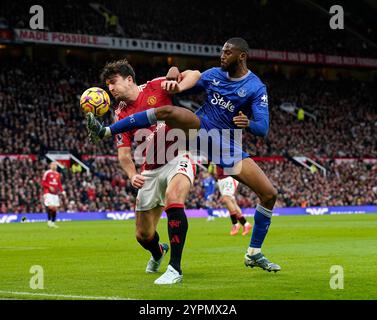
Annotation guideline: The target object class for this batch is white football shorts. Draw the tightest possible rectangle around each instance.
[218,176,239,198]
[43,193,60,207]
[135,153,196,211]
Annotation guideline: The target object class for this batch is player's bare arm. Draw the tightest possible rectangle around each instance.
[161,69,201,94]
[118,147,145,189]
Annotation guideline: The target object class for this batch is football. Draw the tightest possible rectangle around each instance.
[80,87,110,117]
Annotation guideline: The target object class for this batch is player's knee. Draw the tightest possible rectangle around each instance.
[156,105,174,120]
[221,195,231,205]
[261,187,278,206]
[135,230,154,243]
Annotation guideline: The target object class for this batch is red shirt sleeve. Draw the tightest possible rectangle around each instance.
[115,132,132,149]
[41,171,50,189]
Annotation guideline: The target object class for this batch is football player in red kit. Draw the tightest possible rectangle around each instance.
[41,161,65,228]
[214,164,252,236]
[90,59,200,284]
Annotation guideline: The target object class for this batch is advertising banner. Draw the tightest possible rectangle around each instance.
[1,206,376,223]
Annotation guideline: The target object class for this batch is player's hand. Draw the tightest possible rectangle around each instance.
[233,111,250,128]
[165,67,182,83]
[49,186,55,192]
[161,80,181,94]
[62,191,67,197]
[131,174,145,189]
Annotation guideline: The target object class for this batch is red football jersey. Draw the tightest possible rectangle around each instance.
[114,77,181,171]
[41,170,63,195]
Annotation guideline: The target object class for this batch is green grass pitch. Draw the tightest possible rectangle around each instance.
[0,214,376,300]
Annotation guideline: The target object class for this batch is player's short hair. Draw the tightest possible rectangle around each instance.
[49,161,59,169]
[226,37,250,54]
[101,59,136,83]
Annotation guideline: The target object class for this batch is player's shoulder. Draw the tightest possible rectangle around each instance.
[244,70,267,96]
[246,70,265,88]
[143,77,166,91]
[202,67,222,78]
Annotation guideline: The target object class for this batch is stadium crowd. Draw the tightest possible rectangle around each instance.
[0,0,376,57]
[1,59,376,158]
[1,157,376,214]
[0,58,376,213]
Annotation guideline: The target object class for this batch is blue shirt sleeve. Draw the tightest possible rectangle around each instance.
[248,86,269,137]
[192,68,214,90]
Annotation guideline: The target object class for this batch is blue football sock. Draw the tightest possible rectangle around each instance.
[250,204,272,249]
[206,207,213,217]
[109,109,157,135]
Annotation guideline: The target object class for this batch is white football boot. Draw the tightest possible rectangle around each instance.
[154,265,183,285]
[145,243,169,273]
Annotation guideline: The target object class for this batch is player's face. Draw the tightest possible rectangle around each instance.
[50,163,58,171]
[220,43,241,71]
[106,74,134,102]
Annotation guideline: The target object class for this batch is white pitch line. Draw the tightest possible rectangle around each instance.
[0,290,135,300]
[0,247,48,251]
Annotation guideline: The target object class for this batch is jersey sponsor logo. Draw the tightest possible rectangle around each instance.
[237,88,246,97]
[117,101,127,110]
[145,122,166,142]
[212,79,220,86]
[210,92,235,112]
[147,95,157,106]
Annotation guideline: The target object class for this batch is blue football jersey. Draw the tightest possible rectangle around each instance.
[202,176,216,197]
[194,67,269,135]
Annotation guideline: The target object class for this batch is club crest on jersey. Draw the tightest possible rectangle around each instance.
[147,96,157,106]
[237,88,246,97]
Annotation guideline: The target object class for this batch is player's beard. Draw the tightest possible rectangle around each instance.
[114,93,127,102]
[221,60,238,74]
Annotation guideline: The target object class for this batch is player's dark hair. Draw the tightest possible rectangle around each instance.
[101,59,136,83]
[226,37,250,53]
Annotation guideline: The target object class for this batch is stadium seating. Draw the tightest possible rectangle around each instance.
[0,0,375,57]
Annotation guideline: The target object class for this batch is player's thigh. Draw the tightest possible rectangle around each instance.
[158,105,201,134]
[165,173,191,205]
[135,172,164,212]
[233,158,277,200]
[135,206,164,238]
[164,153,195,205]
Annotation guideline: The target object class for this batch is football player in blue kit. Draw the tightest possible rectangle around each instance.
[201,170,216,221]
[87,38,281,272]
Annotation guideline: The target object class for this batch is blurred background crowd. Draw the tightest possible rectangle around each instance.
[0,0,376,213]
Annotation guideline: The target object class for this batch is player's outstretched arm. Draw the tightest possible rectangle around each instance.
[162,69,201,94]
